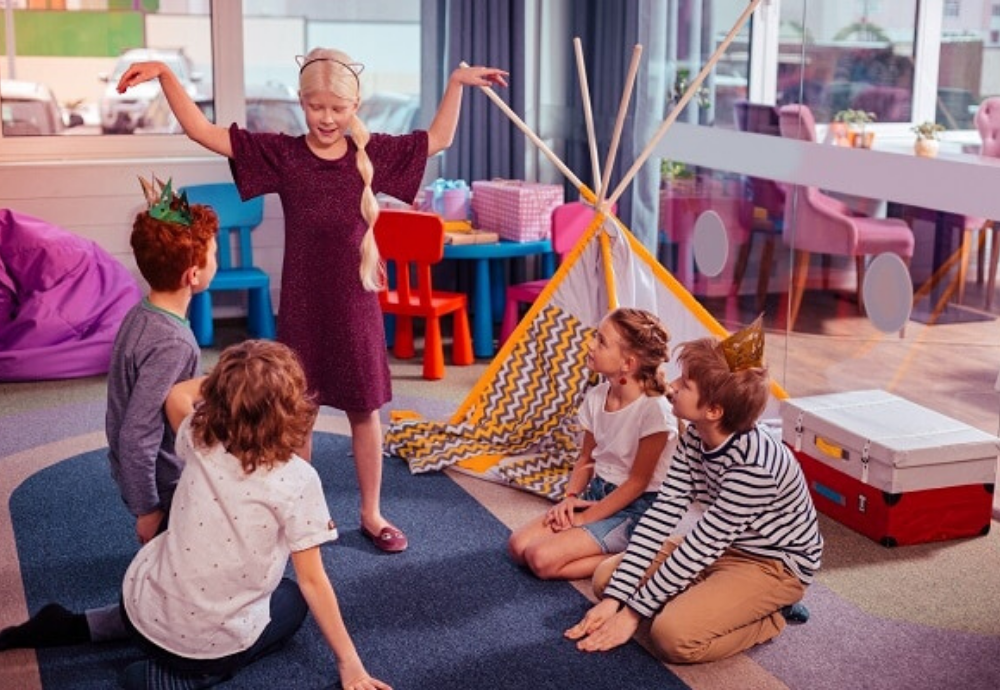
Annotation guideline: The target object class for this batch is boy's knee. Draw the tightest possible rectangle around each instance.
[649,616,709,664]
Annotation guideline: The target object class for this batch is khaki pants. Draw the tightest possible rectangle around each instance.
[593,536,806,664]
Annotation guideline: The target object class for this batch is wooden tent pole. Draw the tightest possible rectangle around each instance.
[597,44,643,214]
[574,37,603,196]
[460,60,585,191]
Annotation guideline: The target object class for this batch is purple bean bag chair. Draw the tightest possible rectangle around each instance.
[0,209,142,381]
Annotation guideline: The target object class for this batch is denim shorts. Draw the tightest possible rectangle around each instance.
[579,475,657,553]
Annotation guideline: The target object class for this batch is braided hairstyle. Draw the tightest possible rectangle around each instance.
[298,48,382,291]
[606,308,671,395]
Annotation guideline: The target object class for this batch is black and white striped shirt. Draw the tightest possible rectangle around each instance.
[605,424,824,618]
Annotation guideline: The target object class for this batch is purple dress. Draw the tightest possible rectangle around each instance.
[228,125,428,411]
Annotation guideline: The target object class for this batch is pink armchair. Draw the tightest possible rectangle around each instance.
[777,104,915,329]
[966,98,1000,308]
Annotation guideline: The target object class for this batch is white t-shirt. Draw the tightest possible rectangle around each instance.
[577,380,678,493]
[122,417,337,659]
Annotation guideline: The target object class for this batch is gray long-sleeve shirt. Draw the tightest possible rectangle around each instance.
[105,299,200,517]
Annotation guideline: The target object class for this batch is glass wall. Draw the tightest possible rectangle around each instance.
[652,0,1000,436]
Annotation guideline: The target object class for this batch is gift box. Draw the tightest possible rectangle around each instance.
[418,178,471,221]
[781,389,999,546]
[471,180,564,242]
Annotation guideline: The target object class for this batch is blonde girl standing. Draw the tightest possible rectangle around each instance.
[117,48,507,552]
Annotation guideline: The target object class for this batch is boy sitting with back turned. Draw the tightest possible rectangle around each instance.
[106,177,217,546]
[566,317,823,664]
[0,177,218,650]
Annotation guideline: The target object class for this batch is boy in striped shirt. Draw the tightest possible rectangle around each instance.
[565,318,823,663]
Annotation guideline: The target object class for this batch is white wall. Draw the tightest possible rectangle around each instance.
[0,157,288,316]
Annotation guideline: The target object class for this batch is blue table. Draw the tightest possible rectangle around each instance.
[443,238,555,358]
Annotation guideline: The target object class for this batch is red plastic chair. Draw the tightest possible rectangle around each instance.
[374,209,474,380]
[499,201,603,344]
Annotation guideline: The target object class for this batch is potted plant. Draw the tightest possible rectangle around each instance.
[912,121,945,158]
[660,159,698,193]
[834,109,878,149]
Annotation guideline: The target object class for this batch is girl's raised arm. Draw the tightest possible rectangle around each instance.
[426,65,508,156]
[117,60,233,157]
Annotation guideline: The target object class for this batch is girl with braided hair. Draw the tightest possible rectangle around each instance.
[117,49,507,553]
[508,308,679,581]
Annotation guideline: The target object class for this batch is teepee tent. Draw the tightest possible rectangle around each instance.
[385,0,779,500]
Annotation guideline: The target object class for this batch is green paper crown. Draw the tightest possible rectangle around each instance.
[138,175,193,226]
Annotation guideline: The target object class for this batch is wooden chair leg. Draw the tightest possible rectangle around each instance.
[955,228,972,305]
[976,222,990,284]
[731,237,753,298]
[855,256,866,315]
[755,235,776,313]
[788,250,811,330]
[987,227,1000,310]
[423,315,444,380]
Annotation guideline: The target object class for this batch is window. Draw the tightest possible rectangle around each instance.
[663,0,751,129]
[0,1,422,160]
[0,4,212,138]
[945,1,961,18]
[776,0,918,125]
[240,2,421,135]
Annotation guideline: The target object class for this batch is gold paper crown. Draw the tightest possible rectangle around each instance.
[720,315,765,372]
[138,175,192,226]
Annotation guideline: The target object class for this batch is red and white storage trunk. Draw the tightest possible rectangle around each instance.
[781,390,998,547]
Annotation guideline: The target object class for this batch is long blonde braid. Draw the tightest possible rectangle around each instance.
[350,113,383,290]
[298,47,383,291]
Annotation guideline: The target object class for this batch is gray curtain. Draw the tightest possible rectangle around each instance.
[566,0,666,251]
[439,0,526,182]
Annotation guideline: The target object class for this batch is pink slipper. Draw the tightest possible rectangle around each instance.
[361,524,408,553]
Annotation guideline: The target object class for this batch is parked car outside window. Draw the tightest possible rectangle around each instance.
[135,82,306,136]
[1,79,83,136]
[98,48,203,134]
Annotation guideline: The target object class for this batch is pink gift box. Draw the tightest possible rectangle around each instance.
[471,180,564,242]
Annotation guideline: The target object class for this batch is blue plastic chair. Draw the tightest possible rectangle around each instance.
[180,183,276,347]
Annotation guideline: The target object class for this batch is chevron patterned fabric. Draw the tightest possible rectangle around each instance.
[385,303,592,499]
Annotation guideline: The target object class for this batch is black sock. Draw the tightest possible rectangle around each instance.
[780,602,810,624]
[0,603,90,650]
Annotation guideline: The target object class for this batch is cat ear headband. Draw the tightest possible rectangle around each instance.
[295,55,365,81]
